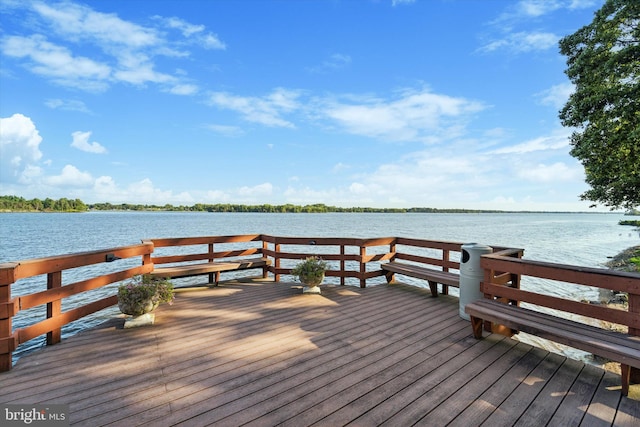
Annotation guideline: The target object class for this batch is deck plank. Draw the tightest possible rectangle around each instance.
[416,342,534,425]
[0,278,637,427]
[549,363,606,426]
[446,346,549,426]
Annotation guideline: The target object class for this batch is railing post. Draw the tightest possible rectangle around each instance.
[359,246,366,288]
[509,249,523,292]
[261,240,269,279]
[208,243,215,284]
[0,263,18,371]
[340,245,345,286]
[443,249,450,294]
[47,271,62,345]
[275,243,281,282]
[141,239,154,270]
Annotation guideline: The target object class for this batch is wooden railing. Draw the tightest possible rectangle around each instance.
[261,235,484,288]
[5,233,636,377]
[0,242,154,371]
[146,234,265,263]
[1,234,501,371]
[262,235,396,287]
[481,251,640,336]
[480,250,640,381]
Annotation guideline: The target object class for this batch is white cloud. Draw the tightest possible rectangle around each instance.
[517,162,582,182]
[154,16,226,49]
[112,51,175,85]
[32,1,159,48]
[514,0,597,16]
[205,86,484,141]
[205,190,231,202]
[278,126,586,210]
[205,124,245,137]
[392,0,416,6]
[208,88,302,128]
[18,164,44,185]
[349,182,367,194]
[481,1,592,55]
[160,16,206,37]
[321,87,485,142]
[88,176,191,204]
[516,0,563,17]
[238,183,273,197]
[536,83,574,109]
[45,98,91,113]
[44,164,93,187]
[494,0,595,22]
[127,178,176,200]
[71,131,107,154]
[492,129,571,154]
[200,33,227,50]
[0,113,43,182]
[168,84,199,96]
[94,176,118,194]
[332,163,350,173]
[2,2,225,93]
[1,35,111,91]
[568,0,599,9]
[479,31,559,53]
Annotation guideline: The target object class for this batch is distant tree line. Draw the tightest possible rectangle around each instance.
[87,202,507,213]
[89,202,407,213]
[0,195,88,212]
[0,195,576,214]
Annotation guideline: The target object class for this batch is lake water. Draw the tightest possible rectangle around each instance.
[1,211,639,362]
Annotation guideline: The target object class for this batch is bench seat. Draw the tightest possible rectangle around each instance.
[465,298,640,396]
[381,261,459,297]
[150,257,271,285]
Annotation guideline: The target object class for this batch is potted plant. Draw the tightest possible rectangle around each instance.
[117,274,175,321]
[291,256,328,294]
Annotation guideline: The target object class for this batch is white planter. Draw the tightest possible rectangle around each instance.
[300,273,324,294]
[124,313,155,328]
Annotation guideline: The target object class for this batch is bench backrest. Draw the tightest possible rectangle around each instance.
[144,235,266,267]
[481,253,640,336]
[393,238,463,272]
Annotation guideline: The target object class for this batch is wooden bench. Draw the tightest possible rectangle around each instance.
[381,261,459,297]
[149,257,271,285]
[465,298,640,396]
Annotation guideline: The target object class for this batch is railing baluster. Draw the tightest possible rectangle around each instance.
[262,240,269,279]
[208,243,215,284]
[274,243,281,282]
[359,246,366,288]
[46,271,62,345]
[340,245,345,286]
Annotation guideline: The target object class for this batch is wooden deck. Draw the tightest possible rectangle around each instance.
[1,278,638,426]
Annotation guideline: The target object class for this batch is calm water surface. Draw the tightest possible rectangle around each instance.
[1,212,638,362]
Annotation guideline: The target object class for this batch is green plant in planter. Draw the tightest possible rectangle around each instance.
[117,274,175,316]
[291,256,328,287]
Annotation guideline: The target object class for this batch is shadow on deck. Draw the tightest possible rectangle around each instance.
[1,278,638,426]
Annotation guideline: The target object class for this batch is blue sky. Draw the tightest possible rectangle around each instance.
[0,0,608,211]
